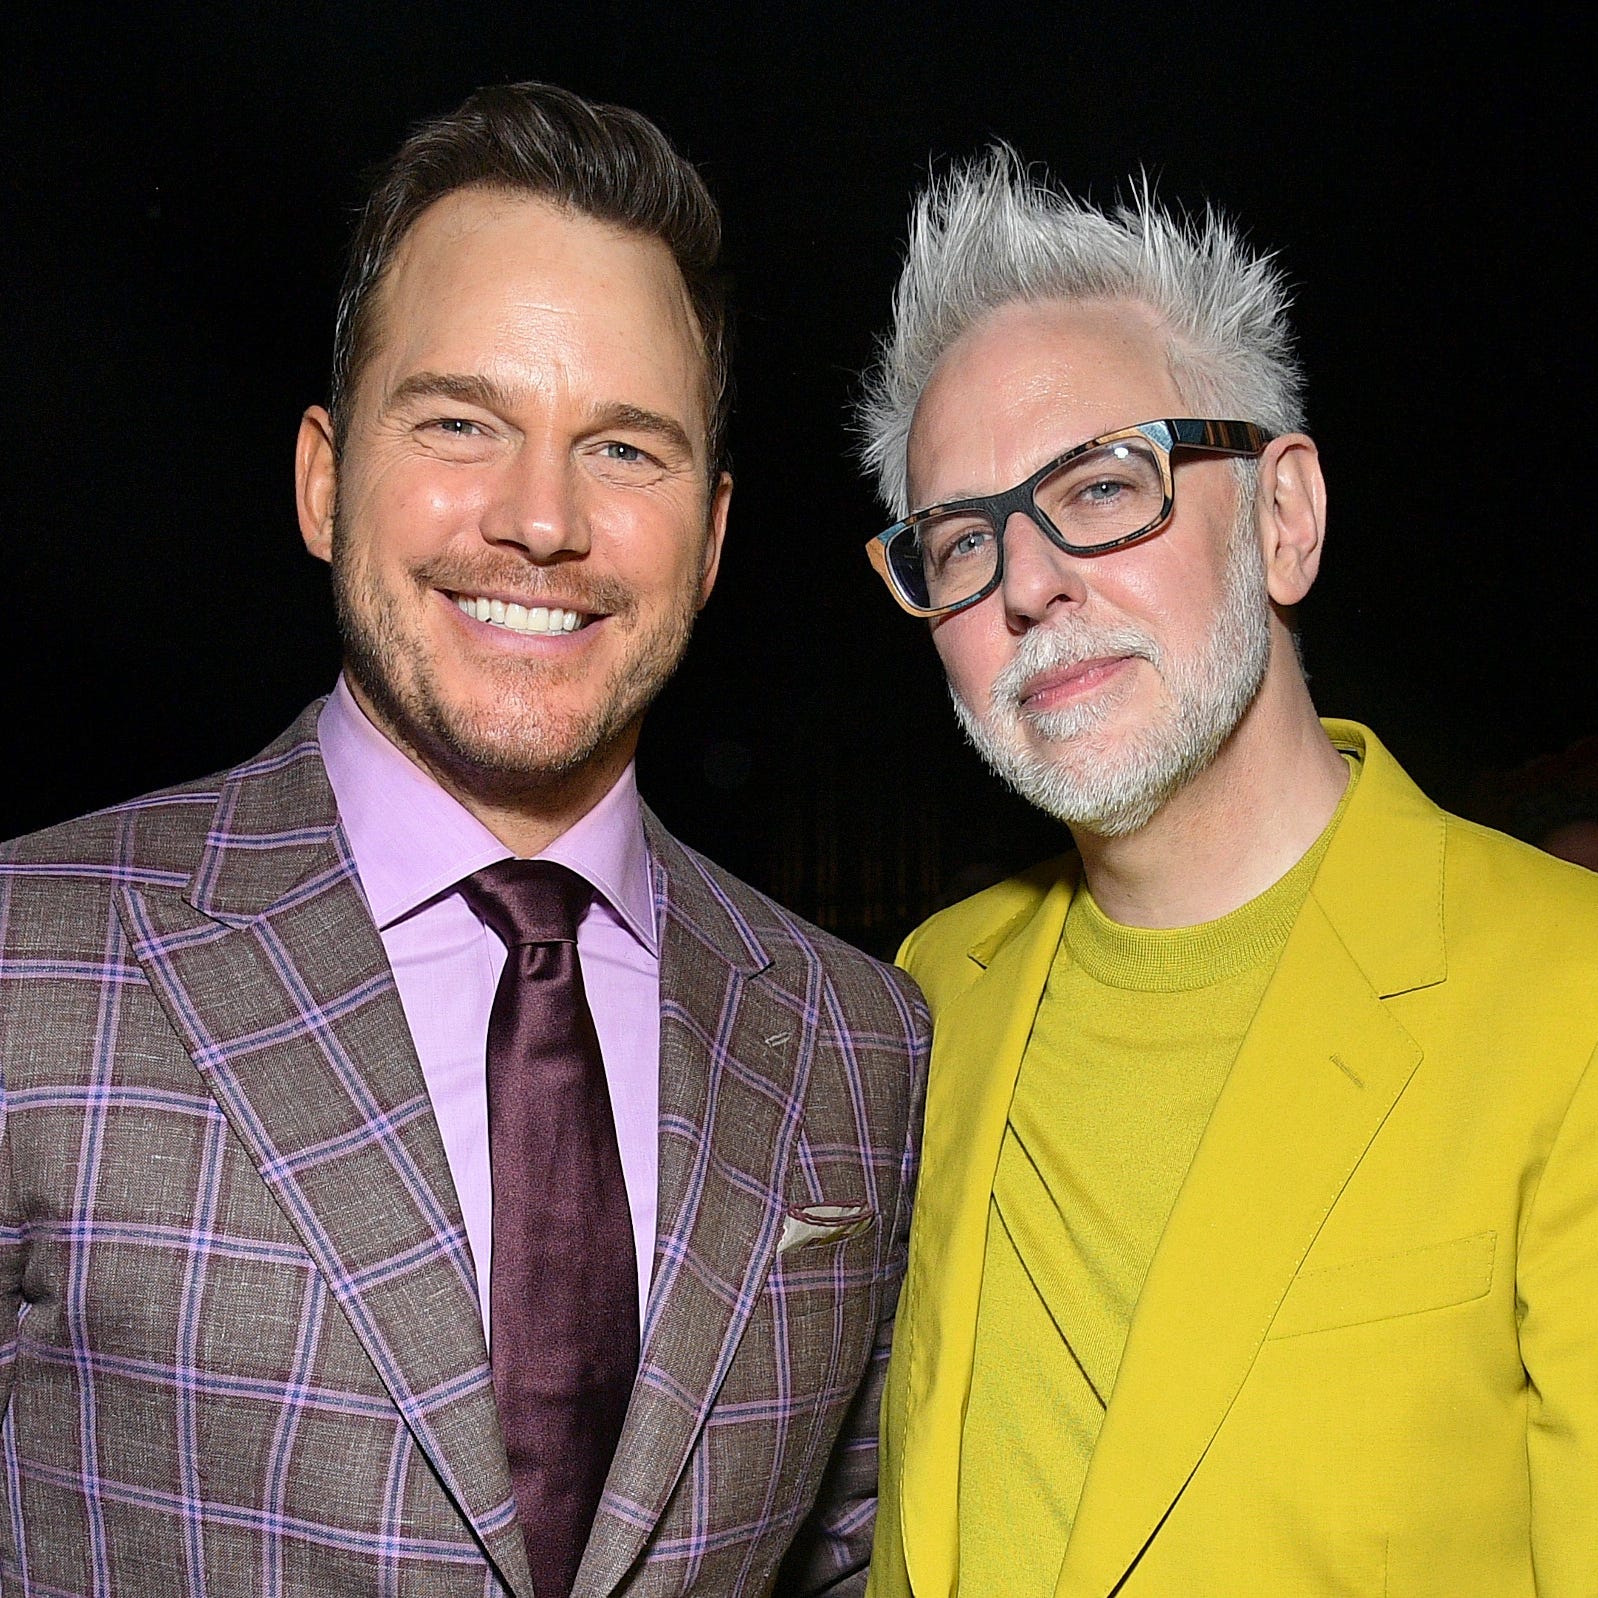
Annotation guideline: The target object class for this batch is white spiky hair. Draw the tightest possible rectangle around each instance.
[856,145,1306,515]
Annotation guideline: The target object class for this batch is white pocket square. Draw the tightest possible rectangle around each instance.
[778,1202,876,1253]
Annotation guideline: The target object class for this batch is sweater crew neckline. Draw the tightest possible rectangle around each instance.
[1064,754,1359,993]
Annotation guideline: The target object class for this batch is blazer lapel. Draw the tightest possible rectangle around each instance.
[1059,722,1447,1598]
[897,872,1074,1598]
[575,817,808,1596]
[117,711,532,1598]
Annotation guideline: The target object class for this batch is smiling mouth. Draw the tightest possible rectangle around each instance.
[452,594,593,635]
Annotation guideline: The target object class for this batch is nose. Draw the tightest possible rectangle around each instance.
[996,509,1089,625]
[477,439,591,561]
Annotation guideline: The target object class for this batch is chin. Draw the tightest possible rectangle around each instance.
[1021,704,1139,761]
[427,699,623,782]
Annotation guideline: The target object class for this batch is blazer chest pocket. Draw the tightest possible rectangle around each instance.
[722,1223,879,1392]
[1268,1230,1497,1340]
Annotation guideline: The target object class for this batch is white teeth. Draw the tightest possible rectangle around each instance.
[454,595,587,634]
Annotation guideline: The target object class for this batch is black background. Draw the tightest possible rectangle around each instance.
[5,3,1590,954]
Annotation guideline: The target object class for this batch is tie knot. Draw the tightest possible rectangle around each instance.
[458,859,591,949]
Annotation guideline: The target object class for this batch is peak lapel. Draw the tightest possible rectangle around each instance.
[1060,893,1429,1597]
[1056,722,1450,1596]
[118,714,531,1597]
[576,819,802,1595]
[897,873,1073,1598]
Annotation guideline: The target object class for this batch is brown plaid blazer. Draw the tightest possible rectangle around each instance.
[0,705,929,1596]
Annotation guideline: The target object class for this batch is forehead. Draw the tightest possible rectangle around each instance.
[364,188,707,425]
[906,298,1186,505]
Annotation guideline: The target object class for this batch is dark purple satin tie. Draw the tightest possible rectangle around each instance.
[459,860,639,1598]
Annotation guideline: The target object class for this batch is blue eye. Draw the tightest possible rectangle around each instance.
[919,518,994,578]
[1081,478,1125,502]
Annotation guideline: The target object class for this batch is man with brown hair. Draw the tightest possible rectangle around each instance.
[0,84,927,1597]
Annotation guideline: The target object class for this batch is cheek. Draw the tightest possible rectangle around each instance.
[932,610,1003,701]
[590,502,710,591]
[392,464,486,525]
[350,463,488,560]
[1095,541,1224,638]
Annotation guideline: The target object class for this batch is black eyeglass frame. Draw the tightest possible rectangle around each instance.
[866,418,1274,619]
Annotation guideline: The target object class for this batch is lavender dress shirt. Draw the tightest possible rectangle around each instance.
[318,678,660,1334]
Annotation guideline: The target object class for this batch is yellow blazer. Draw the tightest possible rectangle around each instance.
[870,722,1598,1598]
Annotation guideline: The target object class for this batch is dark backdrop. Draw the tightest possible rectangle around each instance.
[5,3,1589,955]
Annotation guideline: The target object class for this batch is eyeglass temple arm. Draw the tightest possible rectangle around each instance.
[1168,419,1273,454]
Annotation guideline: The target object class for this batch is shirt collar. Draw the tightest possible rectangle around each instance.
[318,676,657,954]
[540,750,657,955]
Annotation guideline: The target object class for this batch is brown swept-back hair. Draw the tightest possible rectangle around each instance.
[329,81,731,470]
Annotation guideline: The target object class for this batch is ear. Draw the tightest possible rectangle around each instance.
[1255,433,1327,605]
[698,469,733,607]
[296,406,338,565]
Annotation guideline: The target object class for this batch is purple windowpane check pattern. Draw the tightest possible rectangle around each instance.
[0,702,929,1596]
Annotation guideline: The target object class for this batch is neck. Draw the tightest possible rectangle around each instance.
[1073,662,1348,929]
[444,754,635,859]
[347,681,637,858]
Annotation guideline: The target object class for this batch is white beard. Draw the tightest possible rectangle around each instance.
[951,519,1273,838]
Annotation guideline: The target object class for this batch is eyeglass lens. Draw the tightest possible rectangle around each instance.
[889,438,1168,612]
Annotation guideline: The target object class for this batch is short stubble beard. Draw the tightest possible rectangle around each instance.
[331,522,703,808]
[950,504,1273,839]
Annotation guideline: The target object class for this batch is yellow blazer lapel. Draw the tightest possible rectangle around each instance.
[1059,721,1446,1598]
[897,871,1073,1598]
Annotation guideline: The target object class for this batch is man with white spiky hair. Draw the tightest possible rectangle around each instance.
[858,147,1598,1598]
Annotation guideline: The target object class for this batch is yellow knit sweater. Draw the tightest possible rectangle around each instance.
[957,769,1356,1595]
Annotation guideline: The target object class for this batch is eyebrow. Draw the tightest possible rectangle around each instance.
[382,373,698,462]
[383,371,519,415]
[585,402,696,463]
